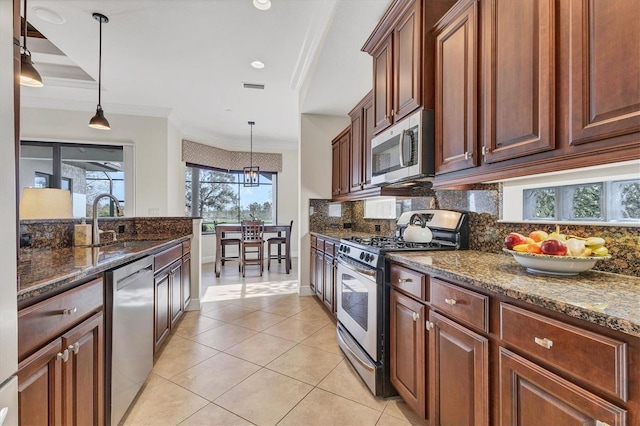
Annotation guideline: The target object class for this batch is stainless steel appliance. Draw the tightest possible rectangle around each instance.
[371,109,434,186]
[335,210,469,397]
[105,256,154,425]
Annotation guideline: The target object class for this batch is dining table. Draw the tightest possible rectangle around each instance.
[214,223,292,277]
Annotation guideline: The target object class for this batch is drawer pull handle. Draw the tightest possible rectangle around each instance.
[444,298,457,305]
[398,278,411,284]
[62,307,77,315]
[534,337,553,349]
[56,349,69,363]
[412,312,420,321]
[68,343,80,355]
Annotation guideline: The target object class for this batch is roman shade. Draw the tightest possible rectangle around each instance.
[182,139,282,172]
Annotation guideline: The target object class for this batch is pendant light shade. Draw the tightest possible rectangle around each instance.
[243,121,260,187]
[89,13,110,130]
[20,0,43,87]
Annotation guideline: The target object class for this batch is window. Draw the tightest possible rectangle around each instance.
[20,141,124,218]
[185,165,276,231]
[501,161,640,225]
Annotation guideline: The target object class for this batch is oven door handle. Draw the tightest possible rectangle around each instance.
[337,257,376,278]
[336,326,375,372]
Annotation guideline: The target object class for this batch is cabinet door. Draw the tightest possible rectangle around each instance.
[339,133,351,194]
[435,0,478,174]
[17,340,64,426]
[331,142,340,197]
[362,95,375,188]
[315,250,324,299]
[393,0,422,122]
[499,348,627,426]
[373,35,393,133]
[481,0,555,163]
[310,247,317,292]
[565,0,640,147]
[390,289,427,419]
[154,269,171,353]
[170,261,183,327]
[182,254,191,309]
[429,311,488,426]
[350,109,363,192]
[61,312,104,426]
[322,255,334,312]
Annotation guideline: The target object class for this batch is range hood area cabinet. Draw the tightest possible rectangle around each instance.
[432,0,640,186]
[362,0,457,135]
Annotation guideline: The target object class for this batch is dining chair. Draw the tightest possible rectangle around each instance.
[266,220,293,271]
[220,231,241,272]
[241,220,264,277]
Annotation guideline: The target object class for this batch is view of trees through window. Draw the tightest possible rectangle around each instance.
[185,166,275,231]
[524,179,640,222]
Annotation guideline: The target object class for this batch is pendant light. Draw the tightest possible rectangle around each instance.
[20,0,43,87]
[89,13,110,130]
[243,121,260,187]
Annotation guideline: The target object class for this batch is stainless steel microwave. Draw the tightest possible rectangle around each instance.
[371,109,434,186]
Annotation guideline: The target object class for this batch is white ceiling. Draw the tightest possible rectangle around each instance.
[21,0,392,151]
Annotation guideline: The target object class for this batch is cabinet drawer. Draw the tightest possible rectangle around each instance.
[316,238,325,252]
[154,244,182,272]
[430,278,488,332]
[324,241,335,256]
[182,239,191,254]
[389,264,428,301]
[18,277,103,362]
[311,235,317,248]
[500,303,627,401]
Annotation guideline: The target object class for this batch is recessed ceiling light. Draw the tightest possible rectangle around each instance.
[251,61,265,69]
[253,0,271,11]
[33,7,65,24]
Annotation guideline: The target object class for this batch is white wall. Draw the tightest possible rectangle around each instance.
[298,113,349,295]
[166,120,185,216]
[276,148,299,257]
[20,108,170,217]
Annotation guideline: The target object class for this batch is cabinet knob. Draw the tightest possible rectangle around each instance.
[391,109,395,118]
[62,307,77,316]
[425,321,434,330]
[464,151,472,160]
[412,312,420,321]
[534,337,553,349]
[68,342,80,355]
[444,298,457,306]
[398,278,411,284]
[482,146,491,156]
[56,349,69,363]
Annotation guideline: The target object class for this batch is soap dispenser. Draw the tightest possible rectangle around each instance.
[74,218,92,246]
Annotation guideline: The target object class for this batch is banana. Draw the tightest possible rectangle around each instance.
[585,237,606,249]
[593,246,609,256]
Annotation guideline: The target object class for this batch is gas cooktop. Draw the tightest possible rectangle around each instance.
[342,236,453,251]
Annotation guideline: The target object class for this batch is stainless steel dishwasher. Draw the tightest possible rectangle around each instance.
[105,256,154,425]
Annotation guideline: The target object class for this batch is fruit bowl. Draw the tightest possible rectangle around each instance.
[503,248,611,276]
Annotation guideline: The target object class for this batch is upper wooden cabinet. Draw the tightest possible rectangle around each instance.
[432,0,640,187]
[331,127,351,197]
[363,0,455,135]
[349,91,374,192]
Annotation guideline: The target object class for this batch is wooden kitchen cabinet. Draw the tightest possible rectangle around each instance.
[182,241,191,309]
[17,278,105,426]
[390,288,427,419]
[310,235,338,315]
[314,249,324,301]
[154,243,185,353]
[331,127,350,197]
[434,0,478,174]
[428,310,488,426]
[349,92,375,193]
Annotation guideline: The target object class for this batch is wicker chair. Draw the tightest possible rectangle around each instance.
[266,220,293,271]
[241,220,264,277]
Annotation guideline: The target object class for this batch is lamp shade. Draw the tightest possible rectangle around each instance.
[89,105,110,130]
[20,188,73,220]
[20,52,43,87]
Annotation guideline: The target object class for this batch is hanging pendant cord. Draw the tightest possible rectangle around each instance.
[250,123,253,169]
[23,0,28,52]
[97,18,103,107]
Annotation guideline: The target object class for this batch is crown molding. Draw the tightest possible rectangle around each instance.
[21,95,173,118]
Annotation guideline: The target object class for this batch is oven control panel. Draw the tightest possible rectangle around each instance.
[338,244,379,268]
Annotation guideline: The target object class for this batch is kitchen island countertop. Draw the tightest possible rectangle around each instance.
[18,235,190,305]
[387,250,640,337]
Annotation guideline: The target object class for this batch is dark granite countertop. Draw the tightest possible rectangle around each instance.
[18,235,191,304]
[387,251,640,338]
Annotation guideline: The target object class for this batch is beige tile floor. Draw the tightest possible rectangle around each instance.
[122,260,427,426]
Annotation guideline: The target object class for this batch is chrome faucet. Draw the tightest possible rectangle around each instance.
[92,193,124,245]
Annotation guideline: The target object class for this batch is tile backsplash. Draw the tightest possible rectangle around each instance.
[310,183,640,277]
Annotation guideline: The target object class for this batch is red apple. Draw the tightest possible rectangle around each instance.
[504,232,528,250]
[540,238,568,256]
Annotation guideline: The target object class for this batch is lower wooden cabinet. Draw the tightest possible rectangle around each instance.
[323,253,335,312]
[499,348,627,426]
[169,260,183,328]
[154,266,171,352]
[390,288,427,418]
[428,310,488,426]
[310,236,337,315]
[18,311,104,426]
[182,250,191,309]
